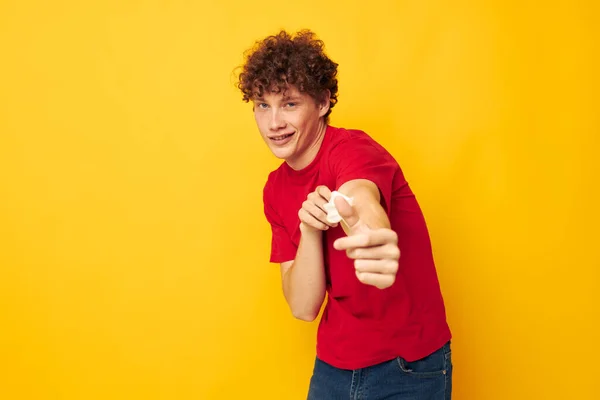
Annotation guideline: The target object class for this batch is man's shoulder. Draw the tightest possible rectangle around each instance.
[329,125,383,145]
[328,125,367,141]
[328,125,396,160]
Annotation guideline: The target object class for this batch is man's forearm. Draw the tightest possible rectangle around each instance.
[339,179,391,233]
[282,226,326,321]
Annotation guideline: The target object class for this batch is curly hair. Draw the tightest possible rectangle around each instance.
[236,29,339,121]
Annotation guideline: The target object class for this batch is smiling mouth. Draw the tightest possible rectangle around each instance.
[270,132,295,141]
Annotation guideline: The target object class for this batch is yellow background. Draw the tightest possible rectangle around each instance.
[1,1,598,399]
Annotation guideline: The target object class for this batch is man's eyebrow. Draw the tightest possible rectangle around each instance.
[282,95,301,101]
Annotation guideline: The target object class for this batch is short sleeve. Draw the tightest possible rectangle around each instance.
[263,180,297,264]
[329,135,399,213]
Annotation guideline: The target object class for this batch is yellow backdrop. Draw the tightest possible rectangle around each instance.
[1,1,598,399]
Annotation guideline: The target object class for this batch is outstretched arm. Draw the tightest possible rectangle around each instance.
[333,179,400,289]
[336,178,391,232]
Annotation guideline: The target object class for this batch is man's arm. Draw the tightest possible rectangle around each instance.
[278,185,337,321]
[280,225,326,322]
[333,178,400,289]
[337,178,391,231]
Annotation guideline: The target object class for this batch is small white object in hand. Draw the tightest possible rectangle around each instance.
[324,191,354,224]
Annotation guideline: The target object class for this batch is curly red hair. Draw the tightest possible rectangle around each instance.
[236,29,339,121]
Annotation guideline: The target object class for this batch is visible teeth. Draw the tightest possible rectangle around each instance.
[273,133,292,140]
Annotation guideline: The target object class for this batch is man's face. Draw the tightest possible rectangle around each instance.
[252,86,329,169]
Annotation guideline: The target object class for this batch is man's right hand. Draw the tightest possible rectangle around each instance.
[298,185,338,232]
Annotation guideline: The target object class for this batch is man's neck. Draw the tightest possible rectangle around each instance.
[286,121,328,171]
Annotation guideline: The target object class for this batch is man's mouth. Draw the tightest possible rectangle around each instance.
[269,132,295,141]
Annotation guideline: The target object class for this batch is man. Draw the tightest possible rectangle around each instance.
[237,29,453,399]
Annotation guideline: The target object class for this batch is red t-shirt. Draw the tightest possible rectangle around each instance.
[263,125,452,369]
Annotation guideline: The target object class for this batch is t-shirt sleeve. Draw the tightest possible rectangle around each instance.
[329,135,399,214]
[263,181,297,264]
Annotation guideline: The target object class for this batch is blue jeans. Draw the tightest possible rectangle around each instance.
[307,342,452,400]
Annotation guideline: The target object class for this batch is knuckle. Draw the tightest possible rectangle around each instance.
[316,185,331,199]
[379,277,395,289]
[360,234,372,247]
[386,229,398,243]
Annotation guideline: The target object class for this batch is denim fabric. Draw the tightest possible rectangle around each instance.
[307,342,452,400]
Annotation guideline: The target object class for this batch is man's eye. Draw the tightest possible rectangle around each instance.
[286,103,296,108]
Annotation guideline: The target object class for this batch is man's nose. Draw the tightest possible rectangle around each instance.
[269,109,286,130]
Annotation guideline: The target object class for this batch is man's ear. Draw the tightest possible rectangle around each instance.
[318,90,331,117]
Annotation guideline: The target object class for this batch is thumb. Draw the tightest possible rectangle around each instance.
[334,196,361,230]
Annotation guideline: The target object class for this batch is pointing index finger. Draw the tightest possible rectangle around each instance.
[333,228,397,250]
